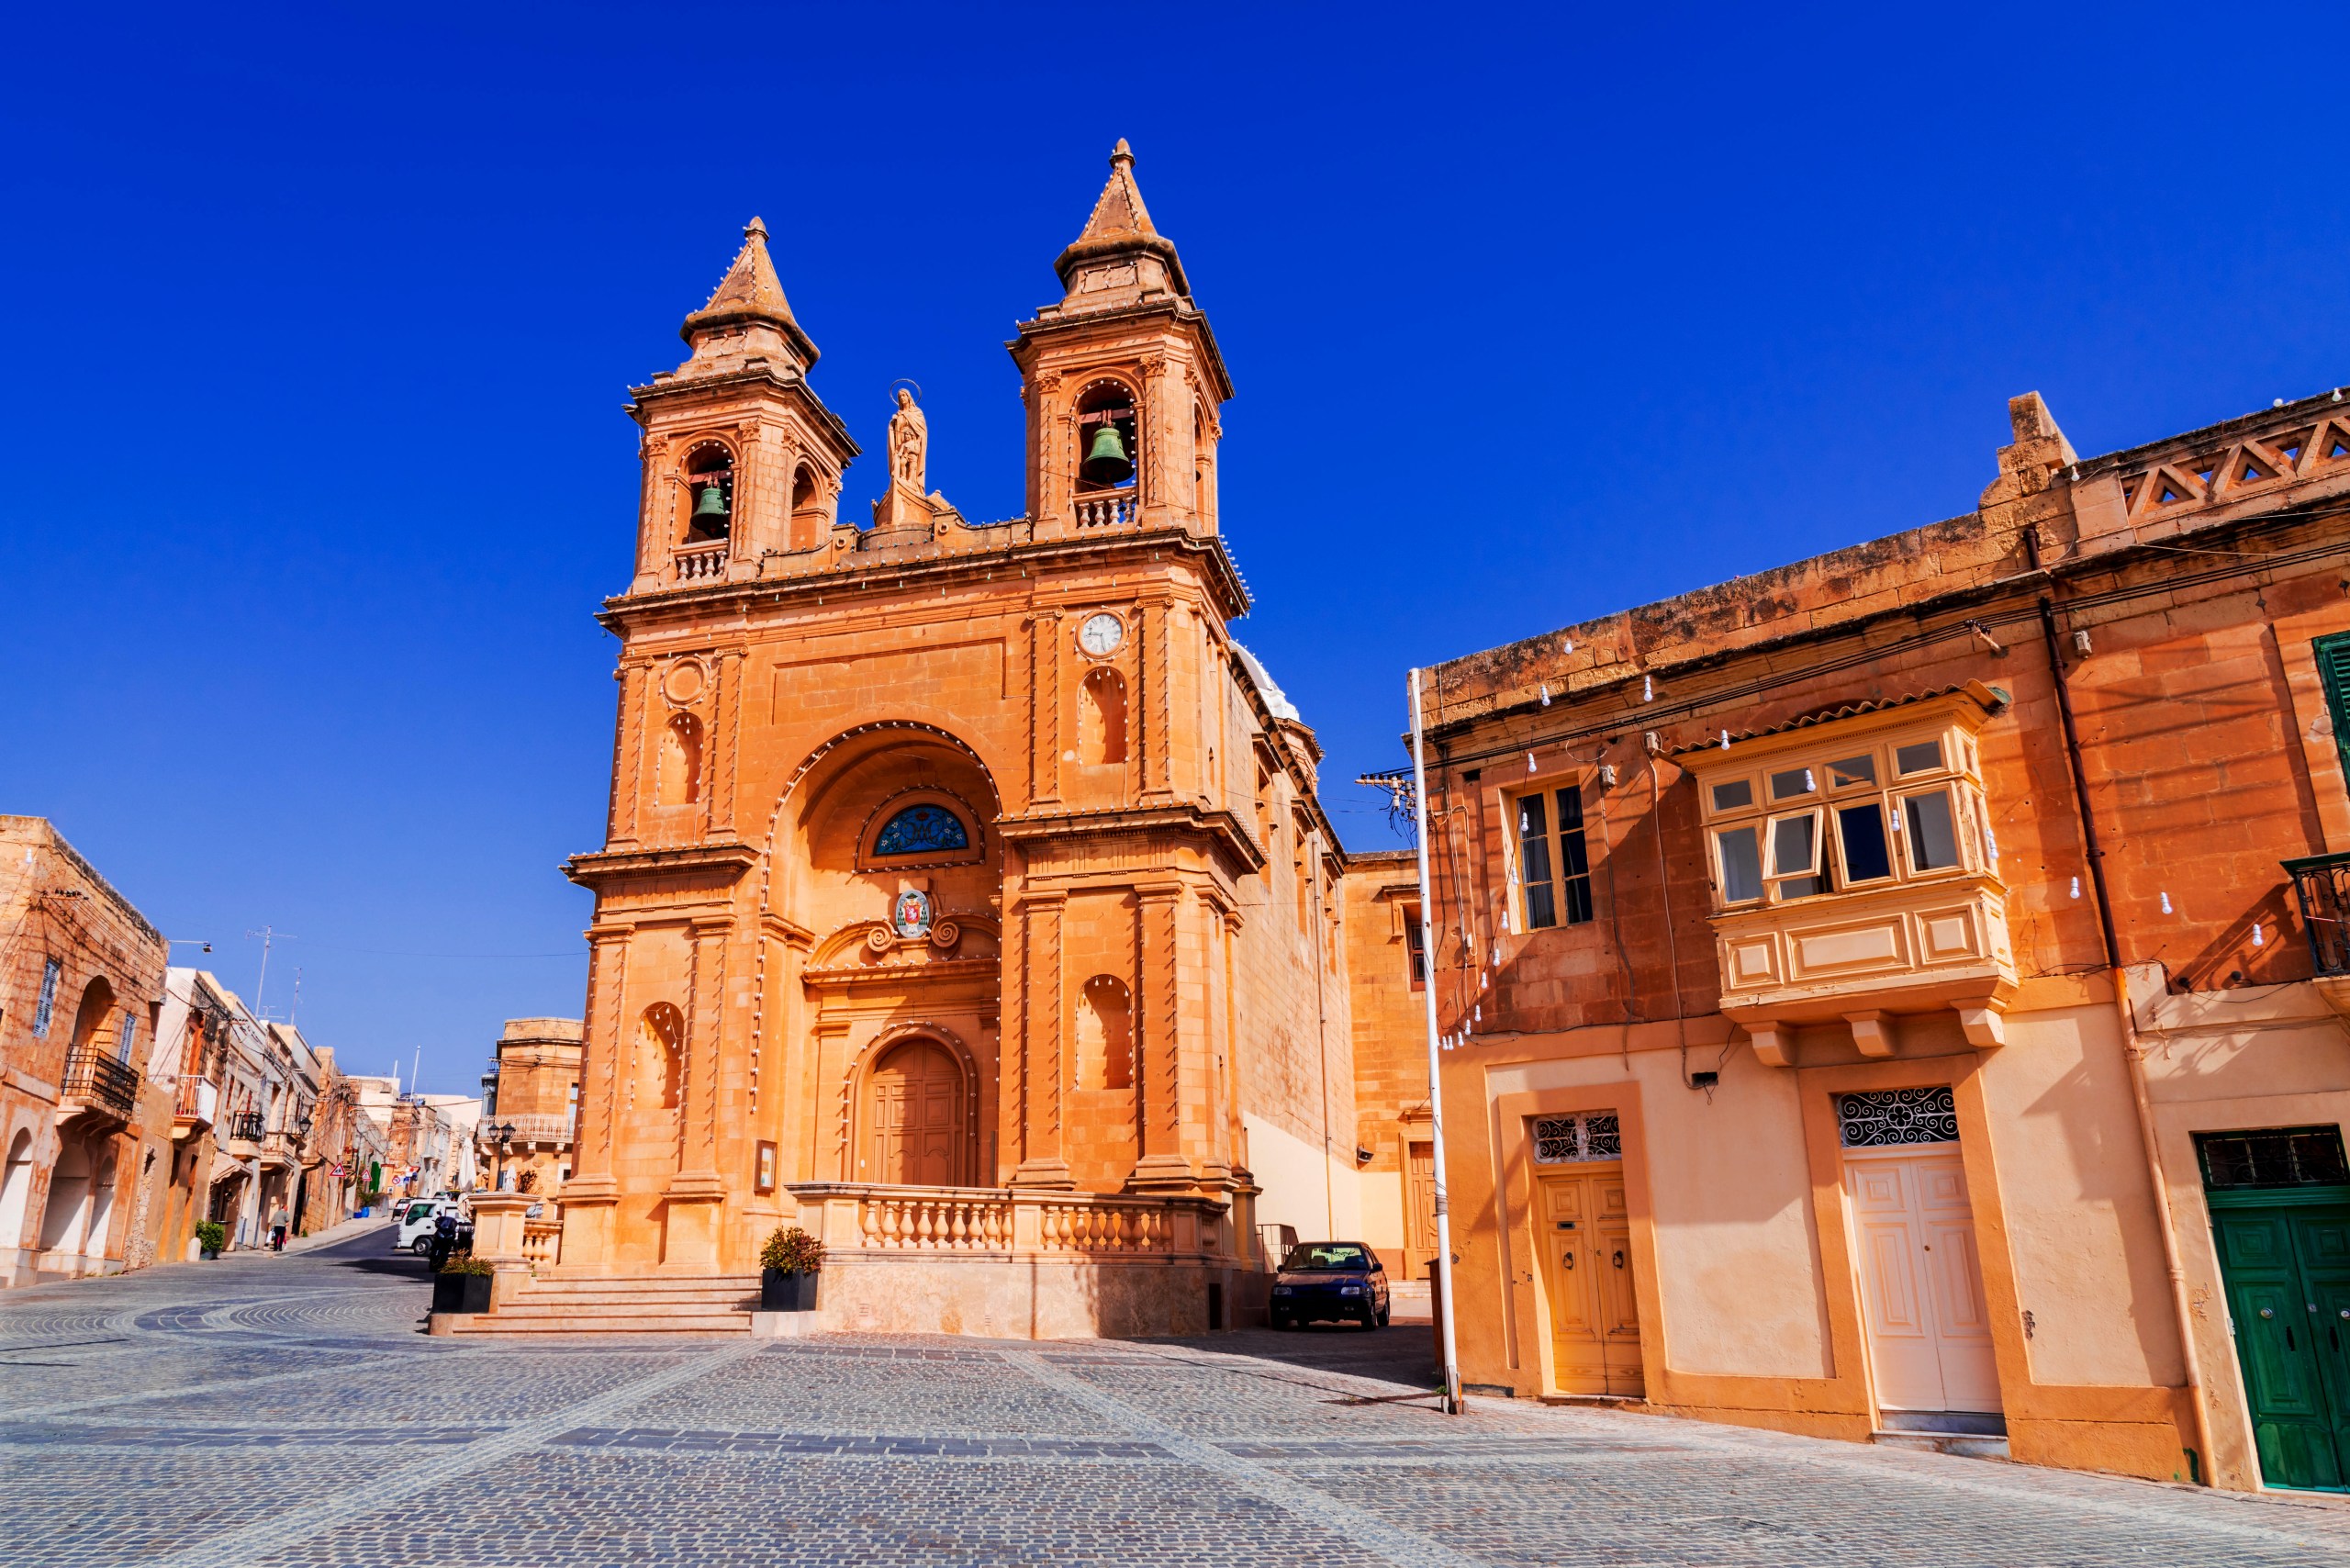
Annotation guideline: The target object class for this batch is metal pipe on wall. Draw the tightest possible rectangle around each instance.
[2029,530,2214,1484]
[1408,667,1464,1414]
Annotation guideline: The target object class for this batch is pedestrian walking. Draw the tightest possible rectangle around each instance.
[269,1204,289,1252]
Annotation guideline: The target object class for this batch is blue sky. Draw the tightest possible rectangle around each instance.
[4,5,2343,1094]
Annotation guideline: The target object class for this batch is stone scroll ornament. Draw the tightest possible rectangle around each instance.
[1836,1086,1959,1148]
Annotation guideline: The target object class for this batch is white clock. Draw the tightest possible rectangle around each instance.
[1079,612,1125,656]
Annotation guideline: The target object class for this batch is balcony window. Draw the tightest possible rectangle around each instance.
[1512,786,1595,931]
[1902,789,1961,872]
[1698,715,1991,910]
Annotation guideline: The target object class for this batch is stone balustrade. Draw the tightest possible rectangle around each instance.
[793,1183,1222,1260]
[672,543,729,584]
[1072,493,1136,528]
[520,1215,562,1268]
[780,1182,1252,1338]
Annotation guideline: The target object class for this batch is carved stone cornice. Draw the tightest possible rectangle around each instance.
[563,841,758,891]
[993,802,1265,875]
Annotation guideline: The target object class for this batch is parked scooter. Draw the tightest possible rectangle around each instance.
[424,1209,476,1272]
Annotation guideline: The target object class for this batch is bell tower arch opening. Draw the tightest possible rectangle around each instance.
[680,442,733,543]
[1075,381,1138,495]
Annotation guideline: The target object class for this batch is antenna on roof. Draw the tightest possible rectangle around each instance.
[244,925,297,1020]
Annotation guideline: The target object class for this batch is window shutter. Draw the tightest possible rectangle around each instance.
[2318,632,2350,793]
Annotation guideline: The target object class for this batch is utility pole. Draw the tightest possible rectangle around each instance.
[1408,667,1465,1415]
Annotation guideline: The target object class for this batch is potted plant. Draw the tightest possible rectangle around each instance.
[432,1253,496,1315]
[195,1221,226,1260]
[759,1226,822,1311]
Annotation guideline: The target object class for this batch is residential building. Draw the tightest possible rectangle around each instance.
[0,816,172,1285]
[151,967,231,1260]
[262,1023,321,1237]
[418,1094,481,1193]
[1342,848,1440,1283]
[478,1017,582,1192]
[1396,386,2350,1492]
[298,1046,379,1230]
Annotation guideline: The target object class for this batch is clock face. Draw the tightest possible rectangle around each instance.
[1079,612,1125,656]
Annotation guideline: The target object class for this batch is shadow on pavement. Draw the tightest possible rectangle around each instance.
[311,1226,432,1280]
[1136,1319,1444,1398]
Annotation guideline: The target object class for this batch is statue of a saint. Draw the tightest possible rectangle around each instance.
[888,388,928,491]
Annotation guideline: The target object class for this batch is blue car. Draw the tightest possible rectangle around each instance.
[1269,1241,1390,1330]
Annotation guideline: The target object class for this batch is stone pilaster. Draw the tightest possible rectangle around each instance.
[1126,881,1192,1192]
[1140,597,1175,803]
[1009,890,1072,1189]
[1030,612,1062,806]
[612,663,647,846]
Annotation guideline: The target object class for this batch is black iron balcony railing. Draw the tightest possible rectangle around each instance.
[62,1047,140,1120]
[2284,852,2350,977]
[226,1109,267,1144]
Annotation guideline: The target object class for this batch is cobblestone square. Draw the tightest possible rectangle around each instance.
[5,1224,2347,1567]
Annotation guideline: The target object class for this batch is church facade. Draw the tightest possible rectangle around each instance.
[547,145,1382,1335]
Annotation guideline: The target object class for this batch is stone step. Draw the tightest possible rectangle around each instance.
[1870,1429,2011,1461]
[522,1276,760,1294]
[444,1311,751,1335]
[495,1288,758,1307]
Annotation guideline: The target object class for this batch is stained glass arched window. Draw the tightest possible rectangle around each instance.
[873,803,970,857]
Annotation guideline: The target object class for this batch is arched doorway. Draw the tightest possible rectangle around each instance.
[39,1135,91,1254]
[0,1130,34,1259]
[865,1040,965,1187]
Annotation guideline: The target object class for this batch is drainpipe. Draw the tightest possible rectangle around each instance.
[2028,530,2213,1484]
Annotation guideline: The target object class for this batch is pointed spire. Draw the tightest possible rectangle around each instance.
[1054,139,1190,303]
[680,216,818,366]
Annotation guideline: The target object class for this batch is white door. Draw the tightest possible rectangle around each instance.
[1845,1148,2000,1414]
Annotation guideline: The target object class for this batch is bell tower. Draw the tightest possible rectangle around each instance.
[626,218,860,595]
[1011,141,1233,538]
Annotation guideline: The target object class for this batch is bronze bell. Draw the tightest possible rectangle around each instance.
[691,481,730,521]
[1080,422,1133,485]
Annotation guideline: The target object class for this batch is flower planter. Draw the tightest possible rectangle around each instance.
[198,1248,220,1260]
[432,1272,495,1315]
[761,1269,819,1311]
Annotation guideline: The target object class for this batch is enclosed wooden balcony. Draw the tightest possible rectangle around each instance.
[1678,683,2018,1063]
[1712,873,2018,1040]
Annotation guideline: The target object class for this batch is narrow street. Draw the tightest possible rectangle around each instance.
[4,1224,2345,1566]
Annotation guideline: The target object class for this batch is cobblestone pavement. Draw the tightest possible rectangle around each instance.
[6,1228,2347,1566]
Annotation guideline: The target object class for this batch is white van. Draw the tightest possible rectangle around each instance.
[395,1198,460,1255]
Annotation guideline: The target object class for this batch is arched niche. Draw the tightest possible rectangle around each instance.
[1078,667,1127,767]
[1076,976,1133,1091]
[658,711,704,807]
[635,1002,683,1113]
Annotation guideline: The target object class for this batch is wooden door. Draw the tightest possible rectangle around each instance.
[1846,1148,2000,1414]
[1405,1140,1437,1281]
[1536,1167,1644,1396]
[869,1042,962,1187]
[2213,1202,2350,1490]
